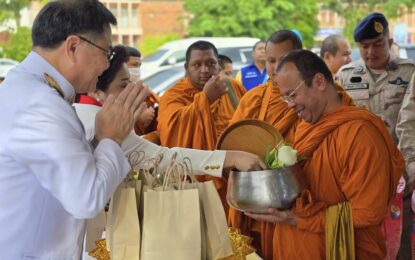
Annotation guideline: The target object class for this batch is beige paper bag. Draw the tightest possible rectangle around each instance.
[85,211,106,252]
[141,188,202,260]
[198,181,234,259]
[106,180,141,260]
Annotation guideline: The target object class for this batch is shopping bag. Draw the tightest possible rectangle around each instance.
[140,155,202,260]
[85,211,106,252]
[106,179,142,260]
[198,181,233,259]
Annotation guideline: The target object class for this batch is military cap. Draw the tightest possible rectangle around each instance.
[354,12,388,42]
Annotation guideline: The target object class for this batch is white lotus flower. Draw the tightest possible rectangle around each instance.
[277,145,297,167]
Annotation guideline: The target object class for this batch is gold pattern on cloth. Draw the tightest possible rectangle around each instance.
[44,73,74,102]
[219,228,256,260]
[88,239,110,260]
[44,73,64,98]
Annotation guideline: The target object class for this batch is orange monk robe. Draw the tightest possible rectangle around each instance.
[227,81,353,259]
[272,105,404,260]
[157,76,245,207]
[227,80,300,259]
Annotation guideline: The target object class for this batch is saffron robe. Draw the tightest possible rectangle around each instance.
[157,76,245,210]
[227,80,299,259]
[272,105,404,260]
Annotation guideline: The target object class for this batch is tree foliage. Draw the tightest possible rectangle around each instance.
[1,26,31,61]
[182,0,319,48]
[319,0,415,44]
[0,0,48,29]
[0,0,31,28]
[139,33,182,56]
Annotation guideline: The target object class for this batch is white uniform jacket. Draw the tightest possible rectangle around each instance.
[0,52,131,259]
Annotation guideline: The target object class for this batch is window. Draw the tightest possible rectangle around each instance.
[120,6,128,28]
[131,5,139,28]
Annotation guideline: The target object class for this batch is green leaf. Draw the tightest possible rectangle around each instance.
[182,0,319,48]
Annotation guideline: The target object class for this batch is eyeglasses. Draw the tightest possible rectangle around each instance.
[77,35,115,62]
[280,80,305,104]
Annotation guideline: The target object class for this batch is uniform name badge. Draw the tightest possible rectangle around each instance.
[345,83,369,90]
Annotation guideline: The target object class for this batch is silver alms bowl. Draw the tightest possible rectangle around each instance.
[227,167,301,213]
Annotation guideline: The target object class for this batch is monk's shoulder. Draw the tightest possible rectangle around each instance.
[162,78,190,96]
[228,77,246,94]
[238,83,267,104]
[336,115,384,146]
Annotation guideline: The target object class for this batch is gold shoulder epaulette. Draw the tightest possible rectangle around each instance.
[44,73,64,98]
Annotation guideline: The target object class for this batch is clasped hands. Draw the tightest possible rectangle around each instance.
[95,81,149,145]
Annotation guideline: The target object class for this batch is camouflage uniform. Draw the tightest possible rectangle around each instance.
[336,57,415,145]
[396,73,415,171]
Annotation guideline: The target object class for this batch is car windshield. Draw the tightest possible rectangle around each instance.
[142,49,168,62]
[144,68,183,90]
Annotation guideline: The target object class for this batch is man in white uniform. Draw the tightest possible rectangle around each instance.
[0,1,265,259]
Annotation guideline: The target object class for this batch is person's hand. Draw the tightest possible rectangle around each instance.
[203,74,228,103]
[245,208,298,226]
[95,82,149,145]
[137,106,155,129]
[224,151,267,172]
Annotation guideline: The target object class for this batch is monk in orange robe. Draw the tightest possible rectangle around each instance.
[227,30,302,259]
[157,40,245,211]
[246,50,404,259]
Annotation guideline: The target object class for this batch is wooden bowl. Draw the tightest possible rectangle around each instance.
[216,119,283,159]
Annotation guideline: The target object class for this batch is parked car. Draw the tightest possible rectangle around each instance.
[143,63,245,97]
[400,44,415,60]
[0,58,19,79]
[140,37,259,79]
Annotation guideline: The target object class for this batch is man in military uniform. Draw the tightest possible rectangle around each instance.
[337,12,414,142]
[337,12,415,259]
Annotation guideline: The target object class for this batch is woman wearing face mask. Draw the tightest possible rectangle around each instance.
[74,44,266,178]
[126,46,159,138]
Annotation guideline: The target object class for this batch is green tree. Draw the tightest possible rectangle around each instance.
[139,33,182,56]
[0,0,31,28]
[182,0,319,48]
[319,0,415,44]
[1,26,31,61]
[0,0,48,28]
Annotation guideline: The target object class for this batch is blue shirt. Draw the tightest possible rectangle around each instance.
[240,63,267,91]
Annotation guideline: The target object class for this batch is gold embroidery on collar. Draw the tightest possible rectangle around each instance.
[44,73,65,98]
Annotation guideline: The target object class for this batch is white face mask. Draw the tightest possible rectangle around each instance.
[129,67,141,82]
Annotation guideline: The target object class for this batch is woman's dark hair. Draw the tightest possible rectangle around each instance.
[32,0,116,49]
[96,45,129,92]
[127,46,141,58]
[276,50,334,86]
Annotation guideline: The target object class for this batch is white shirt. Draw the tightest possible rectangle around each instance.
[0,52,131,259]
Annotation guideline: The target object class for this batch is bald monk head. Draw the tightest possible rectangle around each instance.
[265,30,302,84]
[184,40,220,90]
[276,50,341,124]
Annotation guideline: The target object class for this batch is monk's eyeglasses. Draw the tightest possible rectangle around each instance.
[77,35,115,62]
[280,80,305,104]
